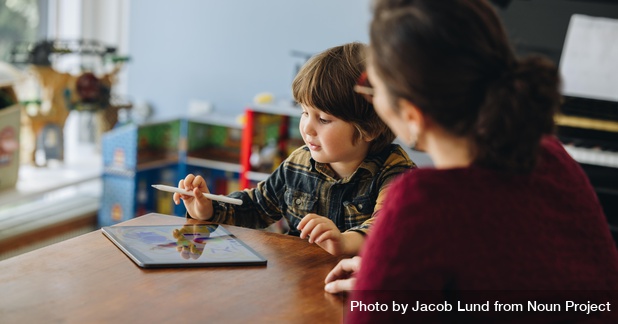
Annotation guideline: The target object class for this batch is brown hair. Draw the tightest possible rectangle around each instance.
[292,42,396,154]
[370,0,561,172]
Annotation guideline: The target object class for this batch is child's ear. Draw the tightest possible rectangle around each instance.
[354,125,377,143]
[362,133,377,143]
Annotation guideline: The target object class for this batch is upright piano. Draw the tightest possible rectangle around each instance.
[493,0,618,244]
[558,97,618,243]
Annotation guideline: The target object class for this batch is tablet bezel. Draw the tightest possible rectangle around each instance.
[102,224,267,268]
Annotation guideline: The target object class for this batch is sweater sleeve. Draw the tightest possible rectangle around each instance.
[347,172,454,323]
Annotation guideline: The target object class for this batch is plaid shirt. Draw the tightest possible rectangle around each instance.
[209,144,415,236]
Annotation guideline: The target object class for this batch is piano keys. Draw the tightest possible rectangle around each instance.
[558,113,618,169]
[557,96,618,245]
[563,145,618,169]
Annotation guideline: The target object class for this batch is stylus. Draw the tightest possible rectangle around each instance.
[152,184,243,205]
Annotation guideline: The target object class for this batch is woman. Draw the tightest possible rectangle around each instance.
[325,0,618,322]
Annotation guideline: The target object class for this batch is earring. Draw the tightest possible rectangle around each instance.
[409,139,420,151]
[409,142,417,151]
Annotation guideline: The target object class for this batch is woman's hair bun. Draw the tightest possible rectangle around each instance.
[474,55,562,172]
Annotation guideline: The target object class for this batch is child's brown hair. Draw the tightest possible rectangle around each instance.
[292,42,395,154]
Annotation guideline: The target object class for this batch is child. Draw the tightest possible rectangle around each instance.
[173,42,415,256]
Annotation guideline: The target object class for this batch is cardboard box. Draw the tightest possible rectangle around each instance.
[102,119,182,171]
[0,103,20,191]
[98,163,180,226]
[99,119,183,226]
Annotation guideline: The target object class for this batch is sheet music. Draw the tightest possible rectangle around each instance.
[559,14,618,102]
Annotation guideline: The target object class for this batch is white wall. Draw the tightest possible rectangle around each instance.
[43,0,436,166]
[126,0,373,119]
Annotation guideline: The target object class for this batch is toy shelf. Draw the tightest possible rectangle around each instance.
[99,116,243,226]
[239,103,303,189]
[185,157,241,173]
[99,104,304,226]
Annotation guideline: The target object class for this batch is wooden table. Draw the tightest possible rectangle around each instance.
[0,213,344,323]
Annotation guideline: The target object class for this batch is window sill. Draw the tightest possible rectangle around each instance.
[0,155,102,259]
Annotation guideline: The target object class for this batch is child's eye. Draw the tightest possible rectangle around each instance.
[301,111,308,117]
[319,118,331,124]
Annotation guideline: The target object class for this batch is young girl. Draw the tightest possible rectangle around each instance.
[325,1,618,322]
[174,42,414,256]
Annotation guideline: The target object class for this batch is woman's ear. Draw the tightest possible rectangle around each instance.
[397,98,426,147]
[398,98,425,128]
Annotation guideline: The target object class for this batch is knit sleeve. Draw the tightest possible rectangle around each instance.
[348,172,453,322]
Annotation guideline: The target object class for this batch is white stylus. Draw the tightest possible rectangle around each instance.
[152,184,243,206]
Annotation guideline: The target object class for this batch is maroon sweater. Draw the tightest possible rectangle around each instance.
[349,137,618,323]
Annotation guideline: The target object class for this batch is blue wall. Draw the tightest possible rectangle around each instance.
[127,0,372,119]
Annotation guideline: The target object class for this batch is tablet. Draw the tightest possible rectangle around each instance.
[102,224,267,268]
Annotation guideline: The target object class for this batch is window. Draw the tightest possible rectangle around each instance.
[0,0,46,62]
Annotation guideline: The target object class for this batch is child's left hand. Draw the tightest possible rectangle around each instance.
[298,214,344,255]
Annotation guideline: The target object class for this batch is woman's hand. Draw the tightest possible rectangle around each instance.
[324,256,362,294]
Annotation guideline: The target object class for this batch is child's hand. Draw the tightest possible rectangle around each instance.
[173,174,214,220]
[324,256,361,294]
[298,214,344,255]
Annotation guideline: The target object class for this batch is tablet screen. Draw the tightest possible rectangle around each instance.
[102,224,267,268]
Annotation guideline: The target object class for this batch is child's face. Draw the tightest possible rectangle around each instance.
[299,105,370,176]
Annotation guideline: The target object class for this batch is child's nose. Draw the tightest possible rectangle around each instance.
[302,119,317,136]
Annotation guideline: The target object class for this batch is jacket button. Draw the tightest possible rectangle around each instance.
[295,198,302,205]
[358,203,363,209]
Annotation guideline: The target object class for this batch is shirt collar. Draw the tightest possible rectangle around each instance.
[309,156,377,183]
